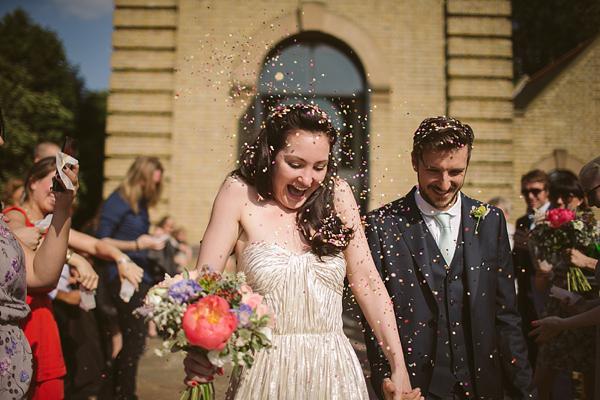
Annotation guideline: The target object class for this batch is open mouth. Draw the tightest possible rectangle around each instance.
[287,185,308,200]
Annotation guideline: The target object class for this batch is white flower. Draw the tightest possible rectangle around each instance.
[235,336,248,347]
[144,291,164,308]
[573,220,584,231]
[258,327,273,342]
[207,349,231,368]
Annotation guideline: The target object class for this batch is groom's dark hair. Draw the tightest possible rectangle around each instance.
[411,116,474,163]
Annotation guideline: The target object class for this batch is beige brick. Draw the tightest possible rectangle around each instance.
[447,16,512,37]
[448,37,512,58]
[111,50,175,69]
[105,135,172,155]
[106,114,172,134]
[108,93,174,113]
[113,29,176,49]
[115,0,176,7]
[110,71,174,91]
[114,9,177,28]
[447,0,511,16]
[449,99,513,120]
[104,157,171,179]
[449,78,513,98]
[448,58,513,78]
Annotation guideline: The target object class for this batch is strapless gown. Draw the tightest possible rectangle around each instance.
[226,242,369,400]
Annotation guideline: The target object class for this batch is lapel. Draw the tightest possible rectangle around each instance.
[394,187,439,296]
[460,194,484,308]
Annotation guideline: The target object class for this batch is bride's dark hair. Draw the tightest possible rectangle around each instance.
[233,103,354,257]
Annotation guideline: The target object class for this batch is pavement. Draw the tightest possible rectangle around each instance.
[136,293,378,399]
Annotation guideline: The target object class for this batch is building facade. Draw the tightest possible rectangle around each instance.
[105,0,524,242]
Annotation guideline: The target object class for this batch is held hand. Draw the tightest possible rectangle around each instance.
[137,234,166,251]
[563,248,595,270]
[69,252,99,290]
[382,377,423,400]
[183,349,214,386]
[529,317,565,343]
[117,260,144,291]
[11,226,46,251]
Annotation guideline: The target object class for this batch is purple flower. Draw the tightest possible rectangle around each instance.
[168,280,202,303]
[11,258,19,273]
[4,345,14,357]
[20,370,30,383]
[235,304,253,327]
[4,270,13,284]
[0,358,10,376]
[0,225,9,238]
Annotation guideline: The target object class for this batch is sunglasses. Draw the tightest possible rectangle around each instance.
[521,188,543,197]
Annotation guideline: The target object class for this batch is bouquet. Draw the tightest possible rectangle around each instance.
[529,208,598,292]
[135,265,273,400]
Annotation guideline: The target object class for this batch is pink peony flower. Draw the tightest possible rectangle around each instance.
[182,296,237,350]
[546,208,575,229]
[239,284,263,309]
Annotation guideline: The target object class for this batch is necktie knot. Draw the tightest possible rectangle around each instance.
[435,212,452,230]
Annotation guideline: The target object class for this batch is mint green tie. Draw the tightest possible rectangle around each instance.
[434,212,454,265]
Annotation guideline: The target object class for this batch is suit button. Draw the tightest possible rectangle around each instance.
[450,299,456,306]
[454,343,459,349]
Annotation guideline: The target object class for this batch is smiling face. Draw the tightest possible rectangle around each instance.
[30,172,56,215]
[271,130,330,210]
[412,146,469,210]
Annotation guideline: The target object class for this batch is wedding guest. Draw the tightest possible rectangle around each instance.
[172,227,193,270]
[33,141,60,163]
[183,103,422,400]
[1,176,25,207]
[363,117,536,399]
[0,111,77,399]
[513,169,552,373]
[5,157,144,399]
[530,155,600,396]
[96,156,165,400]
[530,170,596,400]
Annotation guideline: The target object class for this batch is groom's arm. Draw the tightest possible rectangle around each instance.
[362,211,393,400]
[491,211,537,398]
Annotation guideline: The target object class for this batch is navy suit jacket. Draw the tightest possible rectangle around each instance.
[363,187,536,400]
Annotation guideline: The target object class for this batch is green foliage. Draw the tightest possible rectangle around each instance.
[0,8,107,229]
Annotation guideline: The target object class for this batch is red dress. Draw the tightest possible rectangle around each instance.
[3,206,66,395]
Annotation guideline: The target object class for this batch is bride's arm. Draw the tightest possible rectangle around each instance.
[335,180,418,399]
[195,176,244,274]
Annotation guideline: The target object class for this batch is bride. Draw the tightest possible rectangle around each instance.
[184,103,422,400]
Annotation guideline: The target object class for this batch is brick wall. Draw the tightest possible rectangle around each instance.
[106,0,521,242]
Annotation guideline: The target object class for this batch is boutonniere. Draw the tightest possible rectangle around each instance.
[470,204,490,234]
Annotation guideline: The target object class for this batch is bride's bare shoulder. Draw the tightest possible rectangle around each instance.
[219,175,257,201]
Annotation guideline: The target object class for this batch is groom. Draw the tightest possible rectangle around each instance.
[362,117,536,400]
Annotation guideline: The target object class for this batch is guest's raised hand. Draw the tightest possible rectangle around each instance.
[183,349,214,386]
[529,316,565,343]
[12,226,46,251]
[117,259,144,291]
[137,234,166,251]
[53,163,79,201]
[68,252,99,290]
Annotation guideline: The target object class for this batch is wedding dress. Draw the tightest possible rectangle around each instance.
[226,242,370,400]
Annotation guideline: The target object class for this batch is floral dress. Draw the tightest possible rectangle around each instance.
[0,219,32,399]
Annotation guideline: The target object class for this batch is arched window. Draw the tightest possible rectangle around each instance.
[239,34,370,212]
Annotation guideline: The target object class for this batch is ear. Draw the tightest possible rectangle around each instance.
[411,152,418,172]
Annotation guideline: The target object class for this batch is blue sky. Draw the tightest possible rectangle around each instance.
[0,0,113,91]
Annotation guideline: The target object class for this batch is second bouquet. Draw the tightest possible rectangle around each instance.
[135,265,273,400]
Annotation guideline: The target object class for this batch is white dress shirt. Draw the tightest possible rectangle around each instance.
[414,188,462,248]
